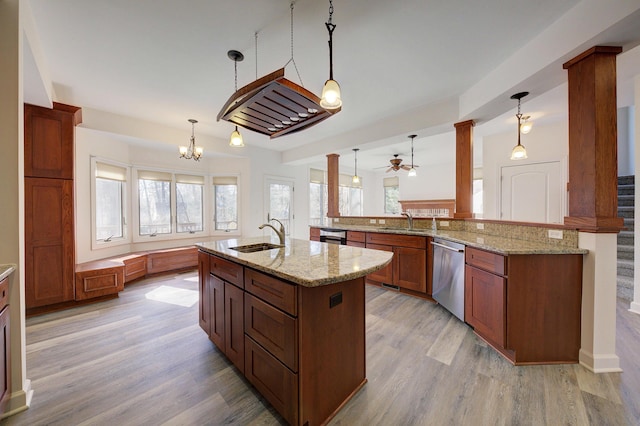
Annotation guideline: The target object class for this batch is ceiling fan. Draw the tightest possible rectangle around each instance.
[381,154,419,173]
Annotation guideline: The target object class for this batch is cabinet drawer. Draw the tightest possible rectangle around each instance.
[210,255,244,288]
[123,256,146,282]
[245,294,298,372]
[309,227,320,239]
[366,232,426,249]
[347,231,366,243]
[466,247,506,276]
[0,278,7,311]
[245,336,298,425]
[245,269,297,316]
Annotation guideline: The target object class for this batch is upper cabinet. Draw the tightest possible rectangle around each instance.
[24,102,82,179]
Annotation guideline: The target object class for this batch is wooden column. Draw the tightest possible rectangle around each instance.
[563,46,623,232]
[454,120,474,218]
[327,154,340,217]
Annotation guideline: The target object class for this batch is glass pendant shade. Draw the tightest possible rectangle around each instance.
[408,167,417,177]
[510,143,528,160]
[352,175,360,183]
[520,118,533,134]
[229,127,244,147]
[320,79,342,109]
[179,146,188,156]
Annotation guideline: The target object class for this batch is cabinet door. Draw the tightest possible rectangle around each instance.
[225,282,245,374]
[394,247,427,292]
[24,103,80,179]
[0,306,9,415]
[25,177,75,308]
[198,252,210,335]
[346,241,366,248]
[209,275,225,350]
[464,265,506,347]
[365,243,393,284]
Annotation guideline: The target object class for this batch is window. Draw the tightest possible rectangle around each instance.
[138,170,172,236]
[176,174,204,233]
[213,176,238,231]
[309,168,328,226]
[95,161,127,242]
[384,176,400,213]
[339,173,363,216]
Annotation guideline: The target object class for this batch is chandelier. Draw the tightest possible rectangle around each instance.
[179,119,203,161]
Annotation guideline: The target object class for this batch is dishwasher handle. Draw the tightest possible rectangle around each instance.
[431,241,465,253]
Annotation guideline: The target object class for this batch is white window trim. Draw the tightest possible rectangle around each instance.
[211,173,242,237]
[90,156,132,250]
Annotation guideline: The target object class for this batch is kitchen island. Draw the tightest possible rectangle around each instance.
[196,237,392,426]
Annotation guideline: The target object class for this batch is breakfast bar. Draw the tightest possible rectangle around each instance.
[196,237,392,426]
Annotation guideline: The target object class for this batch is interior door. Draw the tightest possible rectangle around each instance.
[265,178,294,236]
[500,161,564,223]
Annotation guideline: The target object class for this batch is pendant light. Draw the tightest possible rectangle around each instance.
[408,135,417,177]
[352,148,360,183]
[510,92,529,160]
[179,119,203,161]
[228,50,245,147]
[320,0,342,110]
[520,115,533,134]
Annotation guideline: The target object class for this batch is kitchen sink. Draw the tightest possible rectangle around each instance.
[229,243,284,253]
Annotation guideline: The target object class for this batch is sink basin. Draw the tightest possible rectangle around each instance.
[229,243,284,253]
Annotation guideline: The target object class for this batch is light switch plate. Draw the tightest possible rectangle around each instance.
[440,221,449,227]
[476,223,484,230]
[369,219,377,224]
[379,219,386,224]
[548,229,563,239]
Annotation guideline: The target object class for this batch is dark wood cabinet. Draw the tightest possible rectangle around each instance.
[365,233,427,294]
[464,246,583,364]
[199,249,366,425]
[0,277,10,415]
[309,227,320,241]
[198,251,210,334]
[346,231,366,247]
[25,177,75,308]
[24,102,81,179]
[24,103,81,313]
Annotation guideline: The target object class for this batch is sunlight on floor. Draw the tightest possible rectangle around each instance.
[145,285,199,307]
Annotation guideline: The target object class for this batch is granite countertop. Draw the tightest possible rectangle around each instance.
[312,225,588,255]
[196,237,393,287]
[0,264,16,281]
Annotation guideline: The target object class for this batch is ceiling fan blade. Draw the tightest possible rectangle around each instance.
[401,165,411,171]
[386,167,392,173]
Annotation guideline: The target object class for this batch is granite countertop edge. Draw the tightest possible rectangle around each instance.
[311,225,588,255]
[197,238,393,287]
[0,264,17,281]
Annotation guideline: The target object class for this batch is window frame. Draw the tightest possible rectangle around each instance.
[91,157,131,250]
[212,174,241,236]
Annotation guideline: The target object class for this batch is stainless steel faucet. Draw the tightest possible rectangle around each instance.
[401,211,414,230]
[259,218,285,246]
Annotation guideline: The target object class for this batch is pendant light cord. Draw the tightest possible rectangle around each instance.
[255,31,258,80]
[284,1,304,87]
[326,0,336,80]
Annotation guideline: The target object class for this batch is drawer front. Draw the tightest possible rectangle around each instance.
[347,231,366,243]
[466,247,506,276]
[245,336,298,426]
[245,294,298,372]
[245,269,297,316]
[123,256,147,282]
[0,278,7,311]
[75,267,124,300]
[309,227,320,239]
[210,255,244,288]
[366,232,426,249]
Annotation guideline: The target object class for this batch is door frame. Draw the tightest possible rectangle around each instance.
[264,175,295,236]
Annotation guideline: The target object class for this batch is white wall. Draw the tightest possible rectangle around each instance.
[618,106,635,177]
[482,121,568,220]
[74,126,312,263]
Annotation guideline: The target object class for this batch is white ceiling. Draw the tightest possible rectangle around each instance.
[24,0,640,171]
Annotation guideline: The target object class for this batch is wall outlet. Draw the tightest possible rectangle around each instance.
[379,219,386,224]
[369,219,377,224]
[476,223,484,230]
[440,221,449,227]
[476,237,485,244]
[548,229,563,239]
[334,218,339,222]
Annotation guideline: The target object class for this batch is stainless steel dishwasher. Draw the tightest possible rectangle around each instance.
[431,238,465,322]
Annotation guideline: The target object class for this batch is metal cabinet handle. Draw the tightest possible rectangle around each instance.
[430,241,464,252]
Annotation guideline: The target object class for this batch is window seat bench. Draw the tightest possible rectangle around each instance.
[75,246,198,301]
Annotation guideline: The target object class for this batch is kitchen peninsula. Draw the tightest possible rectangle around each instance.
[196,237,392,426]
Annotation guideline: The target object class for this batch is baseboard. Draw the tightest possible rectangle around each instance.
[0,379,33,420]
[629,300,640,315]
[579,349,622,373]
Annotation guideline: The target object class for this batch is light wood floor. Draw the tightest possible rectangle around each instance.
[2,271,639,425]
